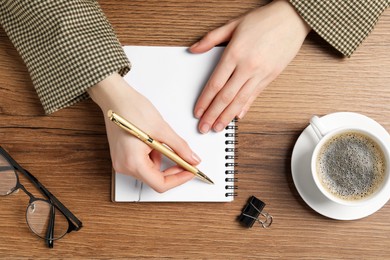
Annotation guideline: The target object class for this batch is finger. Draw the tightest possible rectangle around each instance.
[230,76,274,122]
[189,19,240,53]
[237,95,256,119]
[197,67,250,133]
[213,77,260,130]
[194,56,236,123]
[155,124,202,166]
[237,81,267,119]
[162,165,194,177]
[149,149,162,170]
[140,165,194,193]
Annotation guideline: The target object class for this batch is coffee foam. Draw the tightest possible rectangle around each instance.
[316,131,386,201]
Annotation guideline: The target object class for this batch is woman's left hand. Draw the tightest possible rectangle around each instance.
[190,0,311,134]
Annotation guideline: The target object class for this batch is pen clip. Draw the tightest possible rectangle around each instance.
[107,110,149,142]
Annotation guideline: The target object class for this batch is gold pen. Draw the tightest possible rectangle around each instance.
[107,110,214,184]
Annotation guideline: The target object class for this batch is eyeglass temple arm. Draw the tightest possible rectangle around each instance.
[1,165,56,248]
[0,147,82,231]
[23,169,83,231]
[0,151,82,231]
[45,205,55,248]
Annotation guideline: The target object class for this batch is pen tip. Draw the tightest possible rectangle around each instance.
[197,171,214,184]
[205,176,214,185]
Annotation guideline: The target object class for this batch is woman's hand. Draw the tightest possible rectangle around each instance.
[88,73,201,193]
[190,0,311,133]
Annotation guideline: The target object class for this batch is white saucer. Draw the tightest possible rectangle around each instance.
[291,112,390,220]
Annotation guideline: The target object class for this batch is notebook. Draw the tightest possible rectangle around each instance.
[111,46,237,202]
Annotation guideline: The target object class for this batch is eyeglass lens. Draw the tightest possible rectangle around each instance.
[27,200,69,240]
[0,153,69,240]
[0,155,17,195]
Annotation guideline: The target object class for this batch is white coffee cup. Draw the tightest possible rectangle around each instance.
[310,115,390,207]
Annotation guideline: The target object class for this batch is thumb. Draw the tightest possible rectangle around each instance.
[189,19,240,53]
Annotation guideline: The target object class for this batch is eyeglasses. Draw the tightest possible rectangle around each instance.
[0,146,82,248]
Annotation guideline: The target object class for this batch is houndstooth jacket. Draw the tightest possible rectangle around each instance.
[0,1,388,114]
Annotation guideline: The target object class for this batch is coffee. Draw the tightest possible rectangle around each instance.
[316,131,386,201]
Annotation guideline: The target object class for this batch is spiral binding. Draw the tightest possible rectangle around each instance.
[225,120,238,197]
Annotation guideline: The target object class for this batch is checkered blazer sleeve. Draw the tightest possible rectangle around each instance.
[0,1,131,114]
[290,1,389,57]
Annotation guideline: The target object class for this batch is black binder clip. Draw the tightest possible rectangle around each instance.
[238,196,273,228]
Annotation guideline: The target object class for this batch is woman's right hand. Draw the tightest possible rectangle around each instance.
[88,73,201,192]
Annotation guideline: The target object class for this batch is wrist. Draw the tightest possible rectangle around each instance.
[88,72,133,113]
[272,0,311,37]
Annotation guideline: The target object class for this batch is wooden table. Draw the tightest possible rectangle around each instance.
[0,1,389,258]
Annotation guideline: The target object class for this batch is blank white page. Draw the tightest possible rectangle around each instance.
[114,46,235,202]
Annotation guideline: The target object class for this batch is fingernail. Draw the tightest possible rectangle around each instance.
[195,108,204,119]
[200,123,210,134]
[192,152,201,163]
[214,122,224,132]
[238,109,247,119]
[190,41,200,49]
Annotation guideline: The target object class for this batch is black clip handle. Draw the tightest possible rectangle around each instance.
[238,196,273,228]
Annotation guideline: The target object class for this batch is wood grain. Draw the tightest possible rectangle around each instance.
[0,1,389,258]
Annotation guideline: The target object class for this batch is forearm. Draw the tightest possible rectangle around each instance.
[0,1,131,114]
[289,0,389,57]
